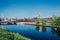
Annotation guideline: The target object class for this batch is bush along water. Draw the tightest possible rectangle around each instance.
[0,28,31,40]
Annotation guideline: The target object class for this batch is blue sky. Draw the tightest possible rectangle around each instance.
[0,0,60,18]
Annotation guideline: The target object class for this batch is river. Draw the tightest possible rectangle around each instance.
[0,25,60,40]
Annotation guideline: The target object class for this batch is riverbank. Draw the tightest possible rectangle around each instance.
[17,22,50,25]
[0,22,60,28]
[0,28,31,40]
[17,22,60,28]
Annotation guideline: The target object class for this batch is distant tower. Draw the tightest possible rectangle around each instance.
[37,12,42,19]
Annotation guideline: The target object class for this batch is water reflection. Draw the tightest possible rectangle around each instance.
[36,25,60,37]
[51,27,60,37]
[36,25,46,32]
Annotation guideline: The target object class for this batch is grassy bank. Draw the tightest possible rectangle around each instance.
[0,28,31,40]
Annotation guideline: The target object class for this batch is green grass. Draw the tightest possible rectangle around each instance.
[0,28,31,40]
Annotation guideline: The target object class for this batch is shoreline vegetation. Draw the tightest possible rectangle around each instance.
[0,28,31,40]
[17,17,60,27]
[0,17,60,27]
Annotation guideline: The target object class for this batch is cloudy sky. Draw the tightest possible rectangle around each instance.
[0,0,60,18]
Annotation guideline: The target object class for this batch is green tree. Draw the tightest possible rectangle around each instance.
[51,17,60,26]
[55,17,60,26]
[35,19,40,25]
[42,19,46,26]
[51,18,56,26]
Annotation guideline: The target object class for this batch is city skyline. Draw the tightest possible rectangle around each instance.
[0,0,60,18]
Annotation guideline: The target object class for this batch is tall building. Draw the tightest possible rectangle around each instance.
[37,13,42,19]
[36,13,42,22]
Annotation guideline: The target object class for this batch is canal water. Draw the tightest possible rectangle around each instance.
[0,25,60,40]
